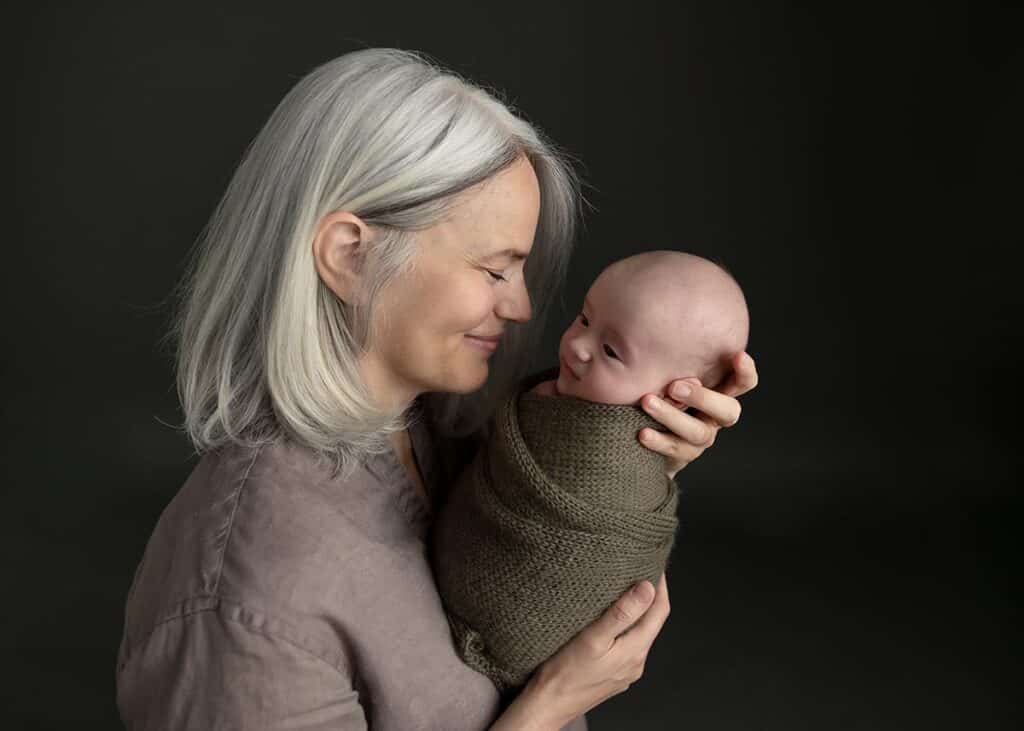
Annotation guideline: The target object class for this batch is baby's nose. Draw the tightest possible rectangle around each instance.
[570,341,591,362]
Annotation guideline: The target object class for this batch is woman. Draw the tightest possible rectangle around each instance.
[115,48,758,730]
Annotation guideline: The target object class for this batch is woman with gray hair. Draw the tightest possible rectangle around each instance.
[115,48,758,730]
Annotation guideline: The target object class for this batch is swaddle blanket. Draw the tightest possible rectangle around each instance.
[429,372,680,694]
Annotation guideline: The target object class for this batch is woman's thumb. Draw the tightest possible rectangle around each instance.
[587,581,655,645]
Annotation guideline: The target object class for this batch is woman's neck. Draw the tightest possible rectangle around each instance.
[389,429,428,501]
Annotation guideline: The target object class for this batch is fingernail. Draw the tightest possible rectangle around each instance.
[672,384,691,399]
[644,395,661,410]
[633,581,653,601]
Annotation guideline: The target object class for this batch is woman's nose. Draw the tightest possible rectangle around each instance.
[495,280,532,322]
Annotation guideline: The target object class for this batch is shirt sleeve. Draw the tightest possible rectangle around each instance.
[117,606,368,731]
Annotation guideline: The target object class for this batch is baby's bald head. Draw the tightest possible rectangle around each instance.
[555,250,750,404]
[596,251,749,389]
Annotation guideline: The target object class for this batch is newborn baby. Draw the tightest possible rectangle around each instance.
[430,250,750,698]
[532,249,750,403]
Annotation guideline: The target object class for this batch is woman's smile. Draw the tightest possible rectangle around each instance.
[465,334,499,353]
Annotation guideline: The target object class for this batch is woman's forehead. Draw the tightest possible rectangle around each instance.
[446,160,541,238]
[457,217,536,261]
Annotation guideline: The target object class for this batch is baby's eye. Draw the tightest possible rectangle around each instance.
[603,344,620,361]
[579,313,589,327]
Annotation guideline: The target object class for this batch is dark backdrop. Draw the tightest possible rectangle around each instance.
[6,1,1021,728]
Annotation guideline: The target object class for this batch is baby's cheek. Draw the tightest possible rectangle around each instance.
[585,368,643,405]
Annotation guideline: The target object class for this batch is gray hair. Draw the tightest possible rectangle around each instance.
[160,48,584,479]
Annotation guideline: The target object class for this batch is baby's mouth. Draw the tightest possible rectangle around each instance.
[559,355,580,381]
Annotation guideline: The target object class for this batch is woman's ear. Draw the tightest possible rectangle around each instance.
[312,210,371,304]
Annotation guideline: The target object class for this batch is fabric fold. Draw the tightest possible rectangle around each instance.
[430,374,681,694]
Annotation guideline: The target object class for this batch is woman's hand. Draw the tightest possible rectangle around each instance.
[638,351,759,479]
[491,574,670,731]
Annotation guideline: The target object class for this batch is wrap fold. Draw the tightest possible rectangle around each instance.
[430,370,680,694]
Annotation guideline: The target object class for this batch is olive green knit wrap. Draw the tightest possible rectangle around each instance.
[429,382,680,694]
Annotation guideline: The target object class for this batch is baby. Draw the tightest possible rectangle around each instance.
[530,249,750,404]
[430,250,750,698]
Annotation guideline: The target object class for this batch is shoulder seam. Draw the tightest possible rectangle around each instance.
[124,595,356,680]
[216,600,354,679]
[211,446,263,595]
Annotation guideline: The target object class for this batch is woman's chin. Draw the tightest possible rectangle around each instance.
[448,360,490,394]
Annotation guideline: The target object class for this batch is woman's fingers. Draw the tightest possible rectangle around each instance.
[637,351,757,477]
[642,351,758,436]
[582,578,658,652]
[614,573,670,655]
[638,400,716,451]
[664,379,741,429]
[637,394,716,478]
[717,351,759,399]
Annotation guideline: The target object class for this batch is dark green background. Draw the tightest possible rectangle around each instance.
[6,1,1021,728]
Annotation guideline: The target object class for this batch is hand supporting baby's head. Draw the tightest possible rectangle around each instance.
[554,250,750,405]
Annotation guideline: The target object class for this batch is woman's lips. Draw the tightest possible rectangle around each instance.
[465,335,499,353]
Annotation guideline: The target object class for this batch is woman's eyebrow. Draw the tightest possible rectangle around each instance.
[484,248,529,261]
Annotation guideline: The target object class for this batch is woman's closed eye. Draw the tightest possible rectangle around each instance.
[486,269,508,282]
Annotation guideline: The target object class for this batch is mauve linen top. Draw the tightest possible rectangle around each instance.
[115,398,588,730]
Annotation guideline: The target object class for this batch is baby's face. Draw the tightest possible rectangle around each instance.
[554,255,746,405]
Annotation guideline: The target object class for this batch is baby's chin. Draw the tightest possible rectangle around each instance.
[554,376,647,406]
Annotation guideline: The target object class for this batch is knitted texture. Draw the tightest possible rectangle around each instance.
[429,378,680,695]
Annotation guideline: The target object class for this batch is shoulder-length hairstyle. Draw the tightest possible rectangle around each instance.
[162,48,584,479]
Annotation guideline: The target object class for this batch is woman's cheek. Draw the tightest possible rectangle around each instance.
[447,275,494,330]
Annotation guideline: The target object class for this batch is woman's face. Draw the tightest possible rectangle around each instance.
[362,156,541,409]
